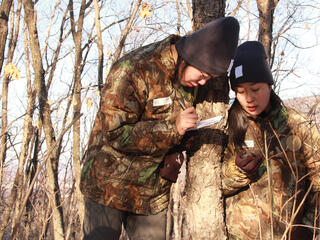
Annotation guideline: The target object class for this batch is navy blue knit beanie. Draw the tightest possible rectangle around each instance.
[175,16,240,76]
[230,41,274,90]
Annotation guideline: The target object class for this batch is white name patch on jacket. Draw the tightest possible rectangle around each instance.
[153,97,172,107]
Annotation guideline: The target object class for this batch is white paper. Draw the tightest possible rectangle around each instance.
[187,115,223,131]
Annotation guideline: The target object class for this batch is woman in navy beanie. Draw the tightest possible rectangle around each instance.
[221,41,320,239]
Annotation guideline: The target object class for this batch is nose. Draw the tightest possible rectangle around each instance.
[198,79,208,85]
[245,92,254,103]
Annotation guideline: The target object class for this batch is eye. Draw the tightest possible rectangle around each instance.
[200,71,211,80]
[252,88,259,92]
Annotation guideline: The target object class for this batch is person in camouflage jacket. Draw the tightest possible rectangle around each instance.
[80,17,239,239]
[222,41,320,240]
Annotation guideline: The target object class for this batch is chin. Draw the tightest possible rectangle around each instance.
[246,110,259,118]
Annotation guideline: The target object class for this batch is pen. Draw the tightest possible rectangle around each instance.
[178,99,186,110]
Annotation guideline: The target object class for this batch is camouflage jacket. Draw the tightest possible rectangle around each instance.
[222,102,320,240]
[80,35,196,215]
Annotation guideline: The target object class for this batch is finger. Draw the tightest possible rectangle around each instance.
[181,110,198,117]
[181,116,198,122]
[245,163,261,174]
[238,155,257,168]
[179,117,198,127]
[184,122,197,129]
[251,163,261,173]
[242,159,259,172]
[237,156,252,168]
[179,120,197,130]
[243,158,263,173]
[182,107,197,114]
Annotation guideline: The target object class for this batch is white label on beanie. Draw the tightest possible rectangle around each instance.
[235,65,243,79]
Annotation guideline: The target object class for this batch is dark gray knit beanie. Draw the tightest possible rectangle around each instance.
[230,41,274,90]
[175,16,240,76]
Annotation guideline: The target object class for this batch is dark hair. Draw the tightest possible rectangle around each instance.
[228,90,282,150]
[174,55,189,83]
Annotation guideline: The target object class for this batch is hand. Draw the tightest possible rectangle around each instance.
[235,150,263,175]
[160,152,185,183]
[175,107,198,135]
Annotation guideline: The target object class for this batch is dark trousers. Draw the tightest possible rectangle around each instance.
[83,198,167,240]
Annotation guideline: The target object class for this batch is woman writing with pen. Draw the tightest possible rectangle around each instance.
[80,17,240,240]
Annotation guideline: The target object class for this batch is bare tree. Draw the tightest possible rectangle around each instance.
[22,0,65,238]
[68,0,94,238]
[0,0,13,195]
[0,1,22,238]
[10,22,37,239]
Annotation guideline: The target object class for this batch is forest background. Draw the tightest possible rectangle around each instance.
[0,0,319,239]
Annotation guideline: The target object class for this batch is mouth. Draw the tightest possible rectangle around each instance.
[247,106,257,112]
[188,82,197,87]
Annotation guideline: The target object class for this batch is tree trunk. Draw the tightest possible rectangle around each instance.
[169,1,228,239]
[10,20,36,239]
[184,79,229,240]
[10,70,36,239]
[0,0,12,72]
[256,0,279,59]
[0,1,23,238]
[93,0,104,92]
[68,0,93,237]
[22,0,65,238]
[0,0,13,198]
[192,0,225,31]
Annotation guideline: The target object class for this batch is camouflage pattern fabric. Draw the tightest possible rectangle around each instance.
[222,103,320,239]
[80,35,196,215]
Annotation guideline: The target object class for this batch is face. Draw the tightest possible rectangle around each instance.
[179,65,216,87]
[235,82,272,118]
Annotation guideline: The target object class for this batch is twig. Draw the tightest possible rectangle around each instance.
[10,113,83,236]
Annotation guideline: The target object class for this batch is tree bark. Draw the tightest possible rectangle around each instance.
[184,79,229,240]
[22,0,65,239]
[0,0,13,198]
[93,0,104,92]
[68,0,93,237]
[10,55,36,240]
[192,0,225,31]
[168,1,228,239]
[0,0,12,72]
[256,0,279,59]
[0,2,23,238]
